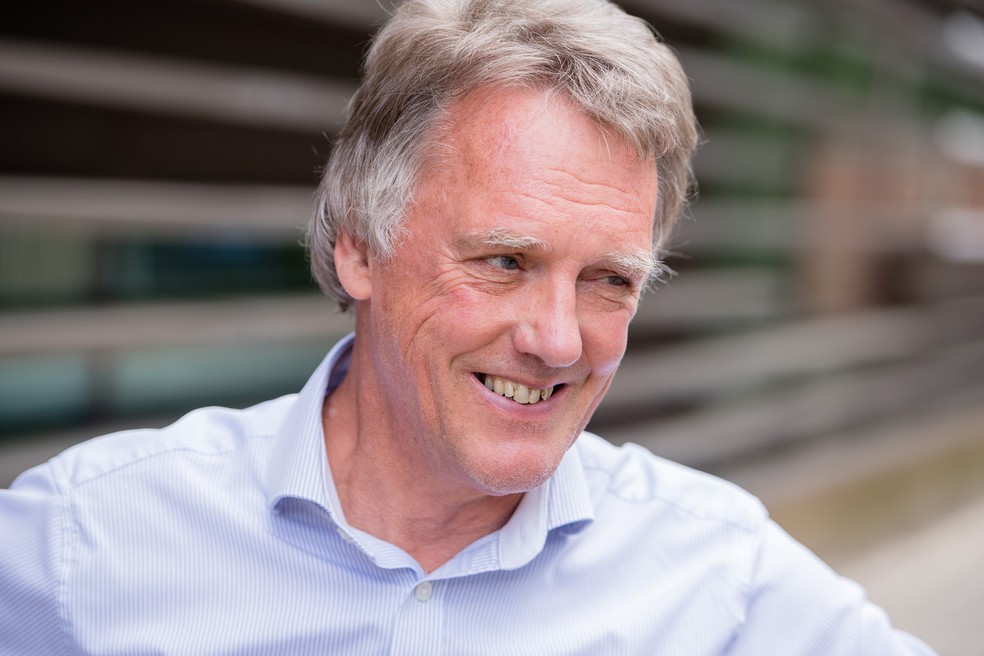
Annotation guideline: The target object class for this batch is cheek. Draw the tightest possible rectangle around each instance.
[372,258,449,331]
[386,281,508,357]
[581,312,632,375]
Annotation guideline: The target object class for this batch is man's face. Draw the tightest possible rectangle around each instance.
[350,87,658,496]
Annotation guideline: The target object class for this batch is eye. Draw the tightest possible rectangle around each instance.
[486,255,521,270]
[600,274,632,288]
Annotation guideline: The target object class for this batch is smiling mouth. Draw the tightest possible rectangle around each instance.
[477,373,557,405]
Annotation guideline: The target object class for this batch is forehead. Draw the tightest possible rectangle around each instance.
[417,87,659,234]
[439,88,644,177]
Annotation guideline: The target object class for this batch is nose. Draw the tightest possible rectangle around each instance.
[511,280,583,369]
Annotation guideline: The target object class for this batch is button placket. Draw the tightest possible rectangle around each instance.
[392,576,444,652]
[414,580,433,603]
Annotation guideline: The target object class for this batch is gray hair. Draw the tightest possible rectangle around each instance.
[308,0,699,310]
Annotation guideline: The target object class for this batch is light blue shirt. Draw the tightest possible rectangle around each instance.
[1,334,935,655]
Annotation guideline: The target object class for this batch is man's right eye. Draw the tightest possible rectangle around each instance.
[486,255,521,270]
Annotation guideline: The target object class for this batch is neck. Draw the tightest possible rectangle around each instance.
[322,349,522,573]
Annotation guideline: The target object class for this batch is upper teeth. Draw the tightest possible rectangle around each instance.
[483,375,554,404]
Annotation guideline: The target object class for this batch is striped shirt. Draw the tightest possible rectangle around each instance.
[1,334,935,654]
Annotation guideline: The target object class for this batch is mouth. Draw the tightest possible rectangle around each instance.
[475,373,558,405]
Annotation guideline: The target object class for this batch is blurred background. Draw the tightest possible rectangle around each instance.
[2,0,983,651]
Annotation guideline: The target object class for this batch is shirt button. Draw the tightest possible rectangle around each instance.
[335,527,354,544]
[414,581,433,603]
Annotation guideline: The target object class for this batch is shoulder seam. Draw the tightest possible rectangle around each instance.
[52,423,274,492]
[580,460,765,533]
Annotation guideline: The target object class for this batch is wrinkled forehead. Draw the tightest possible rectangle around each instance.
[444,86,643,164]
[420,86,657,207]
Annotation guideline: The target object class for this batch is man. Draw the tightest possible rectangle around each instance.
[1,0,935,653]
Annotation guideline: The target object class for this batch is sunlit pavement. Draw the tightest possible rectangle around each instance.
[839,493,984,656]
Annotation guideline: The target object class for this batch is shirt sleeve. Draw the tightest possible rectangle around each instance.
[726,519,937,656]
[0,464,70,655]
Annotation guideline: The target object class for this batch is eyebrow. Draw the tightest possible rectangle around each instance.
[457,227,662,284]
[606,249,665,285]
[456,228,550,252]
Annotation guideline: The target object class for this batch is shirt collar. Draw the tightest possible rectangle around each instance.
[265,333,354,520]
[497,435,595,570]
[266,331,596,571]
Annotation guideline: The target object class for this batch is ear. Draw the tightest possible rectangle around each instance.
[334,231,373,301]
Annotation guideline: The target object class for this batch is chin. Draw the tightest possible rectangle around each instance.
[461,445,565,496]
[470,471,553,497]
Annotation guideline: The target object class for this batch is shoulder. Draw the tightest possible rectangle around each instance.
[574,431,767,533]
[0,395,298,652]
[568,434,936,654]
[541,434,771,646]
[42,395,296,493]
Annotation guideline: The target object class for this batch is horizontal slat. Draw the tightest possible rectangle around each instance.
[622,0,817,53]
[0,177,312,238]
[693,130,802,190]
[633,269,793,330]
[676,199,802,252]
[0,38,355,131]
[680,199,929,253]
[600,339,984,469]
[217,0,392,30]
[678,47,847,128]
[0,294,352,356]
[594,298,984,422]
